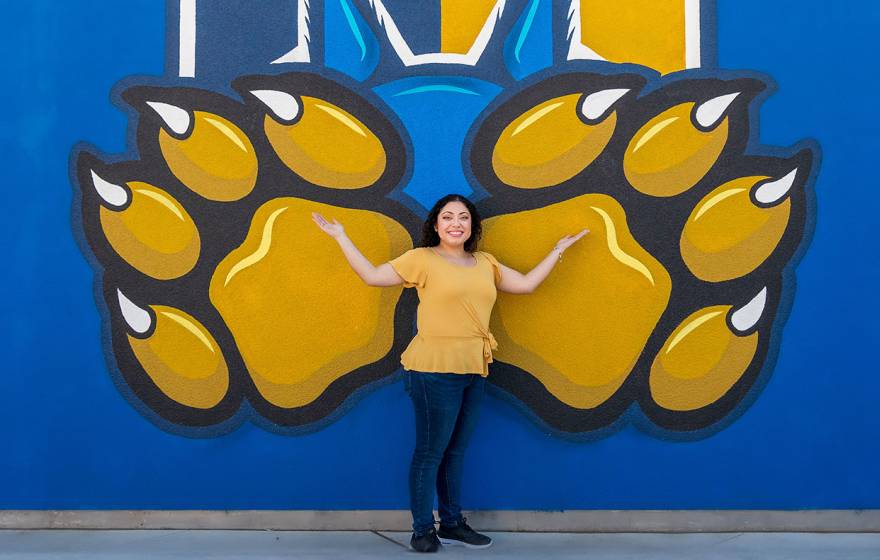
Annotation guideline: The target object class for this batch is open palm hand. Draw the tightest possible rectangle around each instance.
[312,212,345,238]
[555,229,589,254]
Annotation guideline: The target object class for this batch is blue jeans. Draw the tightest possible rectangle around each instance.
[404,371,486,534]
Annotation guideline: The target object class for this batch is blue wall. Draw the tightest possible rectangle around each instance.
[1,1,878,509]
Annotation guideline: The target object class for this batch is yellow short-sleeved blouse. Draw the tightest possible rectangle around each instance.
[389,247,502,376]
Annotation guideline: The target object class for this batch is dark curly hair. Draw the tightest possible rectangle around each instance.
[420,194,482,253]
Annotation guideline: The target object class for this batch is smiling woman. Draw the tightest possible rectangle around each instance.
[312,193,587,552]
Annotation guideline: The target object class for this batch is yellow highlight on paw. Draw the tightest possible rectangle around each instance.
[209,198,411,408]
[264,97,387,189]
[650,305,758,411]
[100,182,200,280]
[159,111,258,201]
[681,176,792,282]
[492,94,617,189]
[624,102,728,197]
[128,306,229,409]
[482,194,671,409]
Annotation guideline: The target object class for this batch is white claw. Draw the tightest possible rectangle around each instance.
[90,170,129,208]
[730,287,767,333]
[695,92,740,129]
[580,88,630,121]
[146,101,191,135]
[117,289,152,335]
[250,89,300,122]
[754,169,797,205]
[272,44,311,64]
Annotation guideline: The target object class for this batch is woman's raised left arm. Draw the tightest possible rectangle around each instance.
[495,229,589,294]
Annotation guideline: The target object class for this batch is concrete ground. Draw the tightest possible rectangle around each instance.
[1,530,879,559]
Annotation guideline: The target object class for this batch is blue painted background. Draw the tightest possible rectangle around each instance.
[1,1,878,509]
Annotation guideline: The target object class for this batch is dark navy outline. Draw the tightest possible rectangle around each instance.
[68,0,817,440]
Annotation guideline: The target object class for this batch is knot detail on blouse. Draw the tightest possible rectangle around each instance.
[480,330,498,376]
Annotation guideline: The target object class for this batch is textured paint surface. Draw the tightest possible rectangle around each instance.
[264,97,387,189]
[158,111,258,201]
[99,182,200,280]
[681,176,792,281]
[210,198,410,408]
[441,0,499,54]
[577,0,688,73]
[483,194,671,409]
[128,306,229,410]
[1,0,878,511]
[624,102,729,197]
[491,94,618,188]
[650,305,759,411]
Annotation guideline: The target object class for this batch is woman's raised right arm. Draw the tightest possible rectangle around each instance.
[311,212,405,287]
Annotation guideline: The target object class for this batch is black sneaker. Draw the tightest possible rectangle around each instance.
[437,517,492,549]
[410,527,441,553]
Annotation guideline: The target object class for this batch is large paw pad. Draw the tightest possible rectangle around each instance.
[209,197,410,409]
[482,193,672,410]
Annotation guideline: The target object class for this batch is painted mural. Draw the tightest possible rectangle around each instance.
[71,0,817,437]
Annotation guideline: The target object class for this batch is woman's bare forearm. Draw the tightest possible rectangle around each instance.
[499,228,587,294]
[523,248,563,292]
[500,248,561,294]
[333,233,401,287]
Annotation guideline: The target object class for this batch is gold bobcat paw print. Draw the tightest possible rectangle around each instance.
[75,72,422,428]
[469,71,814,434]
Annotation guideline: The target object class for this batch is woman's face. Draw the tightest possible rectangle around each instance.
[434,200,472,249]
